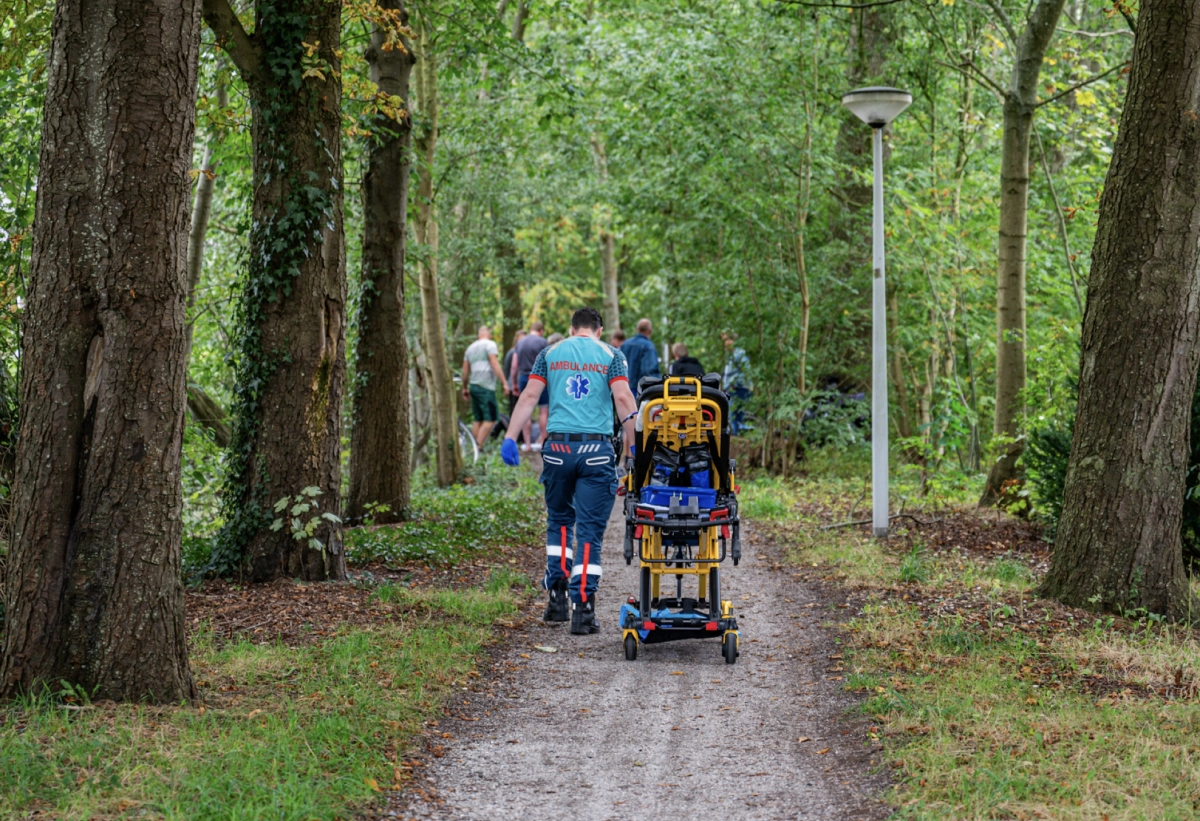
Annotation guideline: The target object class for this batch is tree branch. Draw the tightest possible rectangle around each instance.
[202,0,262,85]
[1034,128,1084,314]
[936,58,1006,100]
[984,0,1019,45]
[1035,61,1126,108]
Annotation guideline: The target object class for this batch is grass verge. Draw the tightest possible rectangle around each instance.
[745,456,1200,821]
[0,578,520,820]
[345,459,544,566]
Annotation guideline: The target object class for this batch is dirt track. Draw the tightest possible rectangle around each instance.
[397,496,890,820]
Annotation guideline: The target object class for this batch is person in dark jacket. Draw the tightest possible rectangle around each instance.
[669,341,705,377]
[622,318,659,396]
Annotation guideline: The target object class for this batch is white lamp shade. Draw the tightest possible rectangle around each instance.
[841,86,912,127]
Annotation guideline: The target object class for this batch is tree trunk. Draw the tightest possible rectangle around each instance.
[185,81,227,359]
[500,275,522,353]
[413,16,461,487]
[1040,0,1200,620]
[495,0,529,354]
[979,0,1068,506]
[204,0,348,581]
[598,229,620,331]
[186,384,231,447]
[887,285,913,440]
[348,4,415,525]
[590,135,620,331]
[1,0,200,702]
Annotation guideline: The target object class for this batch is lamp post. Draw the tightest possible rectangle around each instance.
[841,86,911,539]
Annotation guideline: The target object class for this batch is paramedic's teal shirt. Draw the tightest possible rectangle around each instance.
[529,336,628,435]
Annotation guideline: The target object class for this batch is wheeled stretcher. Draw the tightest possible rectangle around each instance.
[618,374,742,664]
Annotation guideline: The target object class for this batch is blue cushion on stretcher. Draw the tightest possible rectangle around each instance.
[639,485,718,509]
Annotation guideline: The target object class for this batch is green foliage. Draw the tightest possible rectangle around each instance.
[740,477,795,521]
[898,544,931,584]
[345,463,543,566]
[181,421,226,571]
[1025,424,1072,537]
[270,486,342,556]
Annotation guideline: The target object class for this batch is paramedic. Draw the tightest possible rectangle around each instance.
[501,307,638,635]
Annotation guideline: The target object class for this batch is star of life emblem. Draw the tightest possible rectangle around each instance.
[566,373,590,400]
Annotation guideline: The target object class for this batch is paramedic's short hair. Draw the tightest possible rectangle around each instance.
[571,307,603,331]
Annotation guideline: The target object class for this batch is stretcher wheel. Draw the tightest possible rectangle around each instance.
[722,633,738,665]
[624,634,638,661]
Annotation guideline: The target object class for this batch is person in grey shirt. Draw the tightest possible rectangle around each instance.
[461,325,509,447]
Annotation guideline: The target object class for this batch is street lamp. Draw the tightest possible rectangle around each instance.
[841,86,911,539]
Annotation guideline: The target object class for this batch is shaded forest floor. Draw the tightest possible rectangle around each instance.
[746,466,1200,820]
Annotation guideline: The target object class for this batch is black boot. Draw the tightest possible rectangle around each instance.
[543,578,570,622]
[571,596,600,635]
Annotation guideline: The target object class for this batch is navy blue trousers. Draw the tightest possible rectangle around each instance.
[541,439,616,604]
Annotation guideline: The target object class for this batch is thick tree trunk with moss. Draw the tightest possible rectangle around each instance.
[204,0,347,581]
[0,0,199,702]
[413,17,461,487]
[979,0,1068,506]
[348,5,415,525]
[1040,0,1200,619]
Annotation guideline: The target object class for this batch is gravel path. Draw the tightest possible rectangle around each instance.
[398,498,889,821]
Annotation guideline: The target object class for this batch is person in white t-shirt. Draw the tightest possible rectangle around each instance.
[461,326,509,447]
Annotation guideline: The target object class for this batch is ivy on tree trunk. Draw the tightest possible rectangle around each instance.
[203,0,348,581]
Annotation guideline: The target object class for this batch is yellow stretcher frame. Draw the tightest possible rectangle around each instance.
[619,376,740,663]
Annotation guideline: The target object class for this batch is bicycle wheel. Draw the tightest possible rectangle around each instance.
[458,421,480,465]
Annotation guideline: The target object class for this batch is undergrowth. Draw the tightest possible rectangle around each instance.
[747,450,1200,820]
[344,459,543,566]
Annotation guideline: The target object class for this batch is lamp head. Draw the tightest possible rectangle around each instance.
[841,86,912,128]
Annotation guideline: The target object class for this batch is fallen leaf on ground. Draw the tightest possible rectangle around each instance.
[798,737,811,743]
[519,653,530,659]
[534,646,557,653]
[671,671,684,676]
[633,761,645,767]
[815,747,829,755]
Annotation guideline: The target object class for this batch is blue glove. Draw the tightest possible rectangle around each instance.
[501,438,520,466]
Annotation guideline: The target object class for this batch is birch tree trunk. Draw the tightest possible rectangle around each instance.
[1041,0,1200,619]
[413,15,461,487]
[979,0,1068,506]
[1,0,200,702]
[185,81,227,359]
[348,4,415,524]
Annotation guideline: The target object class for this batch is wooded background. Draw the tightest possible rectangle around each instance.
[6,0,1190,700]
